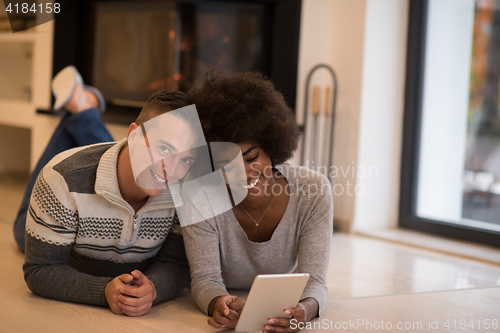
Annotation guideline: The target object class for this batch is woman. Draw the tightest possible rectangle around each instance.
[184,72,333,332]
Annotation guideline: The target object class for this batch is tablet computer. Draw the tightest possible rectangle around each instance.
[235,273,310,332]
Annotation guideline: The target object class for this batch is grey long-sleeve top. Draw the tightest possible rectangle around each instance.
[183,164,333,316]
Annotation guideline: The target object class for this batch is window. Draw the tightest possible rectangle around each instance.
[400,0,500,247]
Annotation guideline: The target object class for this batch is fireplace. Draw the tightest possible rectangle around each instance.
[50,0,301,124]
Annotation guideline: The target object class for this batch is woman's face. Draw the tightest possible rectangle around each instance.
[236,143,275,200]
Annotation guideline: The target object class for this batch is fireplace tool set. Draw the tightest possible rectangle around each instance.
[300,64,338,181]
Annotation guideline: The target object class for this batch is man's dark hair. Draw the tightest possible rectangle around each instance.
[135,90,192,126]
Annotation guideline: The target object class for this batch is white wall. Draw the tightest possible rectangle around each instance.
[295,0,367,231]
[296,0,409,231]
[353,0,409,231]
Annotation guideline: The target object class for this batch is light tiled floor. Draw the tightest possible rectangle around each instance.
[327,234,500,299]
[359,228,500,265]
[1,173,500,301]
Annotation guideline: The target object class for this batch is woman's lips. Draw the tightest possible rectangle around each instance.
[242,175,260,191]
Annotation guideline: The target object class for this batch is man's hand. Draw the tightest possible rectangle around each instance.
[207,295,245,329]
[117,270,157,317]
[105,273,134,315]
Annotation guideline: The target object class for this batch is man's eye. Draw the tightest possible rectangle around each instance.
[159,145,170,154]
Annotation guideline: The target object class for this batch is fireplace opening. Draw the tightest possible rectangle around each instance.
[49,0,301,124]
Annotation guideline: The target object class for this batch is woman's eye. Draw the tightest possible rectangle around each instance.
[182,158,193,165]
[247,153,259,162]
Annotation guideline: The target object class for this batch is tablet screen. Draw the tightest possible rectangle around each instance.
[235,273,310,332]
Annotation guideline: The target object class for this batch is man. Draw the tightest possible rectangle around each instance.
[23,72,201,316]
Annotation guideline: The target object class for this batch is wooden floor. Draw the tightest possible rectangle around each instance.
[1,175,500,332]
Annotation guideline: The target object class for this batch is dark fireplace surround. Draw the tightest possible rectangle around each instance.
[48,0,302,124]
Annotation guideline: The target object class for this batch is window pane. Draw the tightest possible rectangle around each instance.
[417,0,500,232]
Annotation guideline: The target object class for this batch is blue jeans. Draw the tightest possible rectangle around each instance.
[13,109,114,251]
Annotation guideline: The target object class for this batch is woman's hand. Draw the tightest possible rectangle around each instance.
[207,295,246,329]
[263,298,318,332]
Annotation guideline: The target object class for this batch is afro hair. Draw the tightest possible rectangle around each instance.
[188,72,301,164]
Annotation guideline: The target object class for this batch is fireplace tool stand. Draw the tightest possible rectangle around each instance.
[300,64,338,182]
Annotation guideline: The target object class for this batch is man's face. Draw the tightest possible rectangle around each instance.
[128,112,198,197]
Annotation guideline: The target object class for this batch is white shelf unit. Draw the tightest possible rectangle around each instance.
[0,21,129,172]
[0,22,55,171]
[0,31,37,42]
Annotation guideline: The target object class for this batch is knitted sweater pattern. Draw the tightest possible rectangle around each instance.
[25,140,178,263]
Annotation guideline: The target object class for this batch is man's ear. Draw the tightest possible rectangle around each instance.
[127,123,139,147]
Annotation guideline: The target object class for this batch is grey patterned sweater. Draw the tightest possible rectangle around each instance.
[183,164,333,316]
[23,139,190,306]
